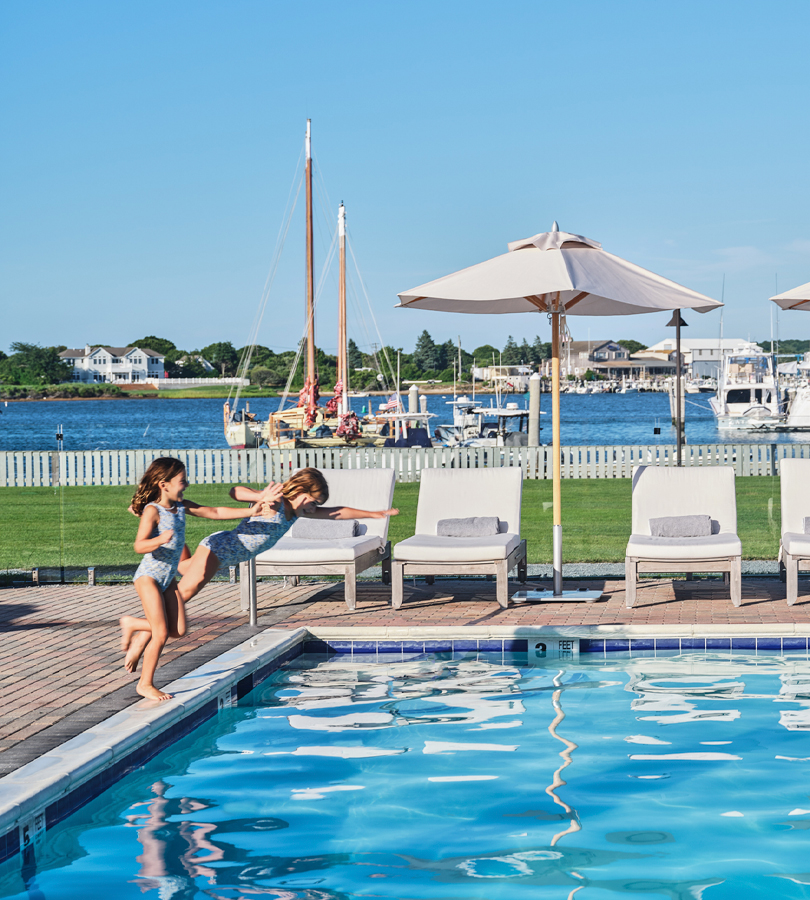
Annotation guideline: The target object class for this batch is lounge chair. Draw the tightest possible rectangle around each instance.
[779,458,810,606]
[247,467,396,611]
[391,467,527,609]
[624,465,742,608]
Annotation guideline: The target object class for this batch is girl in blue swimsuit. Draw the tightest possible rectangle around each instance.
[122,457,269,701]
[123,468,398,675]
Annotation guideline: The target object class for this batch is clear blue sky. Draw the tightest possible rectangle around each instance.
[2,1,809,358]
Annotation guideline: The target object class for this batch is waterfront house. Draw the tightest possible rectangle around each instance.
[59,345,166,384]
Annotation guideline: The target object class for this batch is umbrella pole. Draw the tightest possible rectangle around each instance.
[512,297,602,605]
[552,305,563,595]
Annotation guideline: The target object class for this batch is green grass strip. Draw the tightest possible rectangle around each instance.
[0,477,782,569]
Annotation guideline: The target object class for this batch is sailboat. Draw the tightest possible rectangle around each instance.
[223,121,394,450]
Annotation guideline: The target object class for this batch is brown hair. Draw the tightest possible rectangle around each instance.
[131,457,187,515]
[282,467,328,505]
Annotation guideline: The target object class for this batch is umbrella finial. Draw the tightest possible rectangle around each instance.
[552,221,559,232]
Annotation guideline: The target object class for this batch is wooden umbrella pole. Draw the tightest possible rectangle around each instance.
[551,296,563,595]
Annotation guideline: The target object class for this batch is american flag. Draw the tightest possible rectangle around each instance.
[382,392,401,411]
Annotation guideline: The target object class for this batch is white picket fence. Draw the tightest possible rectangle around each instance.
[2,443,810,487]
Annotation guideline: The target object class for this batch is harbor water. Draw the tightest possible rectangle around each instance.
[0,391,806,453]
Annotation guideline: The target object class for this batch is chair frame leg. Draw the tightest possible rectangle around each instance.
[786,551,798,607]
[344,565,357,611]
[392,561,405,609]
[496,559,509,608]
[625,556,637,609]
[729,556,742,607]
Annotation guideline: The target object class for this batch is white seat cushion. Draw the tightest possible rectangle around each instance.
[255,535,384,564]
[394,533,520,563]
[626,533,742,561]
[782,532,810,557]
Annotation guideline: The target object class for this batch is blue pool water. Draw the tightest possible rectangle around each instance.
[4,649,810,898]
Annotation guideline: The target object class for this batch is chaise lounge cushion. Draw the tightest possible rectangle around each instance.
[290,518,359,539]
[649,515,713,538]
[782,532,810,557]
[256,534,384,564]
[626,532,742,561]
[437,516,500,537]
[394,532,520,563]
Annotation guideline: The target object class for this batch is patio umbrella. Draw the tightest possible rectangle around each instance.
[770,282,810,311]
[397,224,723,600]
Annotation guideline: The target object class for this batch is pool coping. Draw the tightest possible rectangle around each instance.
[4,620,810,865]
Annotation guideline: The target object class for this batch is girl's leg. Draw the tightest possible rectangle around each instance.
[134,576,172,701]
[177,544,192,576]
[122,582,186,674]
[177,546,222,604]
[164,580,186,639]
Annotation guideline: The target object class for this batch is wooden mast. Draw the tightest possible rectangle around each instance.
[338,202,348,413]
[305,119,316,386]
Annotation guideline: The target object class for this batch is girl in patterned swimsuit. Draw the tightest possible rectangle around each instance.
[123,468,398,672]
[122,457,270,701]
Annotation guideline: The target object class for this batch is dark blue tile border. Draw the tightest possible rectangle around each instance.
[784,638,808,652]
[580,639,604,653]
[706,638,731,650]
[732,638,756,650]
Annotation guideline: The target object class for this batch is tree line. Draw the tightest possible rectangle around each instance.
[0,333,655,389]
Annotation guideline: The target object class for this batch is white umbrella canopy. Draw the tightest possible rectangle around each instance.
[398,227,723,317]
[397,224,723,602]
[770,282,810,311]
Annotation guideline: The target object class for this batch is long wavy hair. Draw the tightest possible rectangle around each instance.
[282,468,328,505]
[131,457,187,515]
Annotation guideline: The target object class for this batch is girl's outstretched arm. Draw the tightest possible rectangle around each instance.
[183,496,269,520]
[134,506,174,554]
[229,482,279,503]
[303,505,399,520]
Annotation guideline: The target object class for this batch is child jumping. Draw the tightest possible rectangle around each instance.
[122,457,271,701]
[123,468,398,672]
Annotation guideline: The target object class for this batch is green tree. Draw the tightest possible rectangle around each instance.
[0,343,72,384]
[130,336,177,356]
[249,366,283,386]
[413,330,439,371]
[472,344,499,363]
[759,339,810,355]
[200,341,239,376]
[618,339,648,354]
[531,336,551,363]
[501,335,520,365]
[177,355,209,378]
[348,338,364,369]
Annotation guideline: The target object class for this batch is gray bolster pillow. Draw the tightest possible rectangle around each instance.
[437,516,500,537]
[290,518,359,539]
[649,514,712,538]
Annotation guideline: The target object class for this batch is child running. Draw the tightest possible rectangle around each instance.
[122,457,272,701]
[123,468,398,671]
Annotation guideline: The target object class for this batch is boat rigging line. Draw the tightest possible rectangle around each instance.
[228,144,305,415]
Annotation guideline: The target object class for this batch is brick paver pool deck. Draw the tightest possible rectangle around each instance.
[2,574,810,776]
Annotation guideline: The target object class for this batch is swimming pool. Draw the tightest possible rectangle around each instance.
[3,645,810,898]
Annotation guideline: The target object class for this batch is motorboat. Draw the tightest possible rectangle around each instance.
[434,396,538,447]
[709,351,786,429]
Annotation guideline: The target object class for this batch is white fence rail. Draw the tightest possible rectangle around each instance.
[2,444,810,487]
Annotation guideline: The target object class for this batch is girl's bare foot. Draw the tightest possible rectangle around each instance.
[136,683,172,701]
[124,630,151,674]
[119,615,138,652]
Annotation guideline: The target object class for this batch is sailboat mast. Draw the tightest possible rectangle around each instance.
[305,119,316,385]
[338,203,348,413]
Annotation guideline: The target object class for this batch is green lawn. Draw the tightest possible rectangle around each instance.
[0,477,783,570]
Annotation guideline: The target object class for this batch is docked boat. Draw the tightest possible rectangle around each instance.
[709,351,786,429]
[434,395,537,447]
